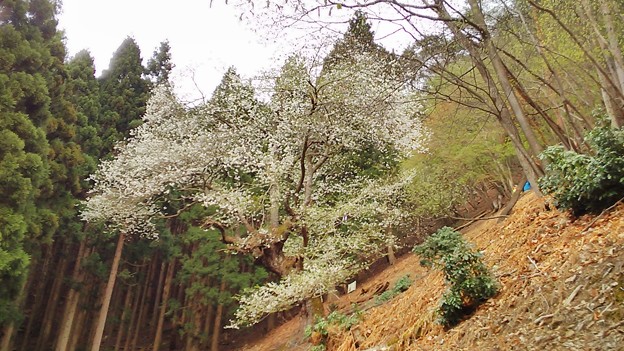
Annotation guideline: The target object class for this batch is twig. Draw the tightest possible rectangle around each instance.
[601,302,614,315]
[453,211,489,231]
[564,285,584,306]
[499,175,528,220]
[532,243,544,254]
[581,196,624,233]
[600,319,624,337]
[527,255,541,272]
[533,313,554,324]
[448,214,510,221]
[602,265,614,278]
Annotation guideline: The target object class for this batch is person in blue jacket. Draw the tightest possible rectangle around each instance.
[523,181,531,192]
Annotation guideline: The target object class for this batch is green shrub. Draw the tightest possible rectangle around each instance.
[393,274,413,292]
[326,310,362,330]
[304,310,362,347]
[539,124,624,215]
[304,316,329,340]
[374,274,413,304]
[413,227,498,326]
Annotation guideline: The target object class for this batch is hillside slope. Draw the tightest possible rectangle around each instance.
[240,193,624,350]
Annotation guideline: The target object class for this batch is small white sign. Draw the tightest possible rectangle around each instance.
[347,281,357,294]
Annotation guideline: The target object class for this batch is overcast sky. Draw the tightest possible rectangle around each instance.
[57,0,415,103]
[57,0,281,102]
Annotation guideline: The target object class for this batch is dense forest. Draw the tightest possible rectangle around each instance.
[1,0,623,350]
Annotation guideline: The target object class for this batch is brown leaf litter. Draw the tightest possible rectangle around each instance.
[239,193,624,350]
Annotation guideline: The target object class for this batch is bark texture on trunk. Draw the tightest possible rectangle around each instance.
[36,256,68,351]
[152,259,175,351]
[56,240,88,351]
[210,279,227,351]
[433,0,544,194]
[90,232,125,351]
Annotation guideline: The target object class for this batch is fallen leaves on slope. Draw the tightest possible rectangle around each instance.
[331,193,624,351]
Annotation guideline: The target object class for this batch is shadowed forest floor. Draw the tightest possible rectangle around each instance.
[236,193,624,351]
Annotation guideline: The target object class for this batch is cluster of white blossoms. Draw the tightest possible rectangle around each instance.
[228,170,418,327]
[232,251,359,328]
[83,50,427,326]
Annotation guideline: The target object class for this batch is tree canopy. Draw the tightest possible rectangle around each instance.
[83,37,426,326]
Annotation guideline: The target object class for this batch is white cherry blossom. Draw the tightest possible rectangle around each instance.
[83,51,427,327]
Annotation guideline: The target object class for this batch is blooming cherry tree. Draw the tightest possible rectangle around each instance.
[83,49,426,327]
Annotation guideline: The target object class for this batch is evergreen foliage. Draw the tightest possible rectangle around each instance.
[146,40,174,85]
[97,37,150,156]
[0,0,55,321]
[35,0,95,253]
[322,11,399,79]
[66,50,102,160]
[539,123,624,214]
[178,206,269,308]
[413,227,498,326]
[5,0,624,348]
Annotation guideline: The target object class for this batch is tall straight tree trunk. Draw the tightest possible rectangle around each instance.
[201,280,214,349]
[210,279,227,351]
[76,273,104,351]
[522,5,592,135]
[190,311,203,351]
[601,2,624,93]
[579,0,624,128]
[0,270,32,351]
[434,0,544,193]
[466,0,544,157]
[86,280,108,349]
[68,309,87,351]
[597,64,624,127]
[90,232,126,351]
[107,279,123,333]
[587,0,624,94]
[182,271,196,351]
[0,324,15,351]
[506,67,577,149]
[529,0,624,128]
[123,274,143,351]
[36,255,68,351]
[186,293,203,351]
[152,258,176,351]
[150,261,167,334]
[114,288,133,351]
[55,240,88,351]
[171,273,187,349]
[130,257,156,351]
[17,245,53,351]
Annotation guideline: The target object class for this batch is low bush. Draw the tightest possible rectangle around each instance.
[374,274,412,304]
[304,310,362,349]
[413,227,498,326]
[539,124,624,215]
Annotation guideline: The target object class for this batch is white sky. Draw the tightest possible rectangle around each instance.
[57,0,416,103]
[58,0,281,102]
